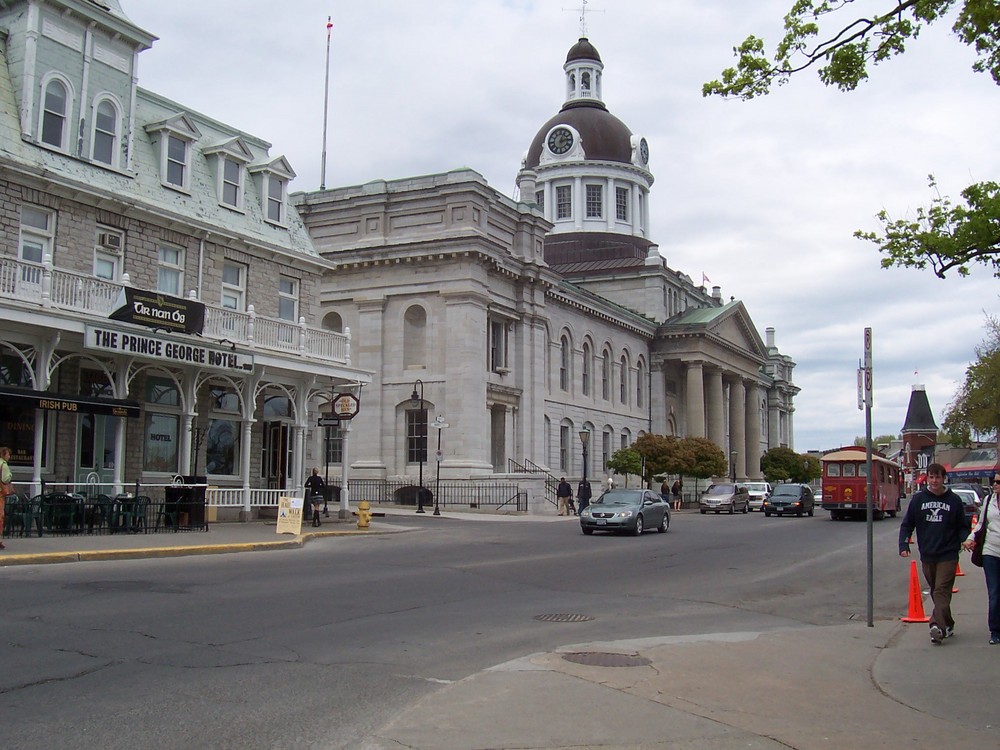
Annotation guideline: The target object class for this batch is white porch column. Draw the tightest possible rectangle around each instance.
[706,368,725,449]
[728,377,746,481]
[685,362,705,437]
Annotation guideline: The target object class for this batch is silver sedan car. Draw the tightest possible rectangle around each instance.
[580,489,671,536]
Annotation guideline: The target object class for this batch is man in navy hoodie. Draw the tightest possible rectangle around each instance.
[899,463,971,644]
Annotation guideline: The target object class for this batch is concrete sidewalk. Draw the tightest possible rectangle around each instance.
[364,567,998,749]
[2,509,996,749]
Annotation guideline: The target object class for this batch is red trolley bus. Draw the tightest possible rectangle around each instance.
[821,446,902,521]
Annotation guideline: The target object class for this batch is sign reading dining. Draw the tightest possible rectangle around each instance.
[85,324,254,374]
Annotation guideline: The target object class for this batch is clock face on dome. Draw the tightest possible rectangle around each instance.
[547,127,574,155]
[639,137,649,165]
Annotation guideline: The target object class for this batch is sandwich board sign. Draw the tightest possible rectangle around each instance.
[276,496,304,535]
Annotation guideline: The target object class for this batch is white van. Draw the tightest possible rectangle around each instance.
[745,481,772,512]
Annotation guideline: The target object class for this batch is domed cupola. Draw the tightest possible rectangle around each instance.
[517,37,653,242]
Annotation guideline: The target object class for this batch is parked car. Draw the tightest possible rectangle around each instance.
[949,487,982,519]
[699,483,750,515]
[763,483,815,517]
[580,488,670,536]
[745,481,772,512]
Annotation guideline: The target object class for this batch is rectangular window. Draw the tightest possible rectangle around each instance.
[143,376,180,473]
[616,187,629,221]
[826,464,841,478]
[94,229,123,281]
[535,190,544,211]
[266,175,286,223]
[166,135,187,188]
[221,157,243,208]
[559,425,569,473]
[489,319,508,371]
[157,244,185,296]
[221,261,246,311]
[20,206,53,264]
[278,276,299,322]
[407,408,427,464]
[324,424,344,465]
[586,184,603,218]
[206,418,239,476]
[602,431,610,475]
[92,100,118,166]
[556,185,572,220]
[843,464,856,477]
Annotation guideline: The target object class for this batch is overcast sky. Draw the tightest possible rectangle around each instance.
[123,0,998,452]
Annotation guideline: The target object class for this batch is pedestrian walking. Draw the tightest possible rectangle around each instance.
[961,472,1000,644]
[304,468,325,527]
[577,479,592,515]
[671,479,682,511]
[0,446,13,550]
[660,478,671,505]
[556,477,573,516]
[899,463,971,644]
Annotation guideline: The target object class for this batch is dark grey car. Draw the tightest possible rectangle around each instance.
[580,489,670,536]
[763,483,815,517]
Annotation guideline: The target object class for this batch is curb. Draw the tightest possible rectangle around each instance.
[0,526,400,567]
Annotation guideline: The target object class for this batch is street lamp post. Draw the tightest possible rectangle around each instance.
[579,430,590,485]
[730,450,737,483]
[431,415,449,516]
[410,380,426,513]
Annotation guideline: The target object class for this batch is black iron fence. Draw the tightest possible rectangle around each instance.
[349,479,527,512]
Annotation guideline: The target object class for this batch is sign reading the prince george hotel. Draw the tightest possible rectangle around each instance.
[85,324,254,374]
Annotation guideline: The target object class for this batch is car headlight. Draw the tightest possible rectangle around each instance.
[580,508,592,518]
[615,510,634,519]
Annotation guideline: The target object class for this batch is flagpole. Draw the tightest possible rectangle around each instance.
[320,16,332,190]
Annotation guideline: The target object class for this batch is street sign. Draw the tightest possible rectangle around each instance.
[318,416,340,427]
[331,392,360,420]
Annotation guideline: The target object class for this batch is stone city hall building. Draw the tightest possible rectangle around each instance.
[0,1,797,517]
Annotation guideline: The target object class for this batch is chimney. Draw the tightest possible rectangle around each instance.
[766,327,775,349]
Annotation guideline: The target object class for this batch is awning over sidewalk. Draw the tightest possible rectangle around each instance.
[0,386,141,418]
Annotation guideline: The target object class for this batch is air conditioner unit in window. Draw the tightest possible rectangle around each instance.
[97,232,122,250]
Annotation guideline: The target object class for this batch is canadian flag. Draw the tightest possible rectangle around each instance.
[702,272,711,286]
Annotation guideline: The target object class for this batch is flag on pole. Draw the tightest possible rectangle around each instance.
[701,272,711,286]
[327,16,333,35]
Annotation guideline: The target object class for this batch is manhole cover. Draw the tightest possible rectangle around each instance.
[534,613,594,623]
[562,651,652,668]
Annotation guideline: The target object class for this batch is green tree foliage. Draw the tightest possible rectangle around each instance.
[632,433,680,483]
[704,1,1000,279]
[606,447,643,486]
[853,433,901,447]
[942,315,1000,447]
[761,446,818,482]
[678,436,728,480]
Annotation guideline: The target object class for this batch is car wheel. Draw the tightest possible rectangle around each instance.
[728,503,735,515]
[657,514,668,533]
[764,511,771,517]
[632,515,644,536]
[582,527,594,535]
[700,509,706,514]
[796,508,803,517]
[742,502,748,514]
[808,506,814,517]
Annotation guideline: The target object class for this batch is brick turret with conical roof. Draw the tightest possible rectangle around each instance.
[901,384,938,489]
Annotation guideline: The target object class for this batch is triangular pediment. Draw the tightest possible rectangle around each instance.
[144,112,201,141]
[653,300,767,375]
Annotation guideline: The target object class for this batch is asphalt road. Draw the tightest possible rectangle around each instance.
[0,509,909,749]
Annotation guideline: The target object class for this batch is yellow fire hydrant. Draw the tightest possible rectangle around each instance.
[356,500,372,529]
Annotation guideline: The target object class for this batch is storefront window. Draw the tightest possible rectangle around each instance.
[206,418,239,476]
[143,376,179,473]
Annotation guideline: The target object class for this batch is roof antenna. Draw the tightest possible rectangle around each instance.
[563,0,603,38]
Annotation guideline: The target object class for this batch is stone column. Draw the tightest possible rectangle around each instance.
[745,381,763,480]
[728,377,746,480]
[685,362,705,437]
[649,361,667,435]
[706,367,725,448]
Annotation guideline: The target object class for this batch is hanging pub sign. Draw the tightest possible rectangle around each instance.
[109,287,205,335]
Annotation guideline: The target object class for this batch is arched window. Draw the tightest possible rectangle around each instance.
[41,77,69,149]
[636,359,646,408]
[601,349,611,400]
[403,305,427,368]
[581,341,592,396]
[559,335,571,391]
[322,311,343,333]
[619,355,629,404]
[92,97,120,166]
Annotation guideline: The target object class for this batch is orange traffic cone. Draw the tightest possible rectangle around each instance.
[901,559,930,623]
[956,559,965,577]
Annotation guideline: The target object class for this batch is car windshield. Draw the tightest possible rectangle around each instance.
[592,490,643,506]
[746,483,768,492]
[772,485,800,496]
[706,484,735,494]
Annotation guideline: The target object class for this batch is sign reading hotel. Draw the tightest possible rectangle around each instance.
[85,324,254,374]
[109,287,206,335]
[276,496,304,535]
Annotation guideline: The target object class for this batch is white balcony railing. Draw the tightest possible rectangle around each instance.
[1,255,351,365]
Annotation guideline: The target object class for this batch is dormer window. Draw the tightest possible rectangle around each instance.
[40,75,73,150]
[146,114,201,193]
[205,137,253,212]
[249,156,296,226]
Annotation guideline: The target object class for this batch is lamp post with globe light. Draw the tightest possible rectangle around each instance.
[409,380,426,513]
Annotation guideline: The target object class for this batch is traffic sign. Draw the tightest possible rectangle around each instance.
[318,417,340,427]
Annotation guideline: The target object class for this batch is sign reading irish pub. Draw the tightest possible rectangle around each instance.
[109,287,205,335]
